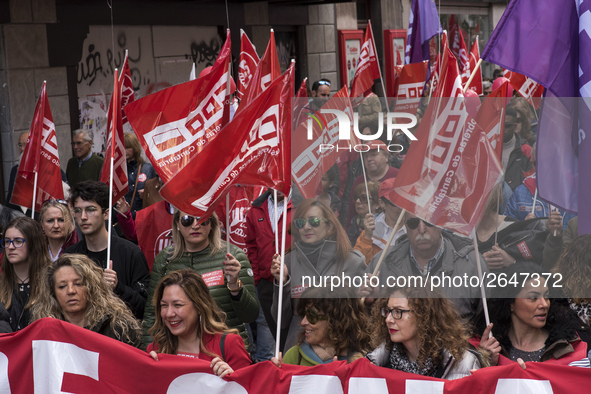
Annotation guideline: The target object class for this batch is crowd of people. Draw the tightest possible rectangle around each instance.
[0,72,590,383]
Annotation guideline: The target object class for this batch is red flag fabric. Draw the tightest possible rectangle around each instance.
[159,64,295,218]
[351,20,381,98]
[124,34,232,185]
[467,35,483,95]
[11,82,64,211]
[237,29,260,101]
[429,32,446,92]
[100,69,129,203]
[293,77,310,129]
[448,15,461,59]
[3,318,591,394]
[389,42,502,236]
[458,31,471,87]
[391,61,429,114]
[475,80,511,162]
[238,30,281,111]
[120,51,135,125]
[503,69,544,109]
[292,87,357,198]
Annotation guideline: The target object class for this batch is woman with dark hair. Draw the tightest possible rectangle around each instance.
[0,216,49,331]
[33,253,141,346]
[148,269,251,377]
[39,199,78,261]
[280,287,371,366]
[347,180,380,246]
[271,199,366,349]
[476,262,589,365]
[367,286,484,379]
[124,133,157,213]
[143,210,258,349]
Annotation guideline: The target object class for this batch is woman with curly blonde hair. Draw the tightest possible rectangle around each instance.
[32,253,141,347]
[367,286,484,379]
[147,269,251,378]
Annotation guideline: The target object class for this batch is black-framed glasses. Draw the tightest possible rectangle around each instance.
[294,217,328,229]
[304,308,327,324]
[72,206,101,217]
[42,198,68,207]
[381,307,411,320]
[180,215,210,227]
[405,218,434,230]
[318,80,330,86]
[1,238,26,249]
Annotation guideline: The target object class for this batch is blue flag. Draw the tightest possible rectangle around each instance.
[405,0,442,64]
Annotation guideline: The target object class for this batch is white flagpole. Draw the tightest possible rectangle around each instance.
[273,190,279,254]
[472,229,491,329]
[106,155,114,269]
[226,191,231,256]
[531,188,538,215]
[30,172,38,218]
[358,151,372,213]
[275,187,290,359]
[372,209,405,276]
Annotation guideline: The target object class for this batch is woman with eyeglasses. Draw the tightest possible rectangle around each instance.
[367,286,485,380]
[39,199,79,262]
[142,210,258,350]
[147,269,251,377]
[0,217,49,331]
[274,287,371,366]
[270,199,366,349]
[32,253,141,347]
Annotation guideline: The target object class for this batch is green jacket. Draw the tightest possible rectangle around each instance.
[141,242,258,349]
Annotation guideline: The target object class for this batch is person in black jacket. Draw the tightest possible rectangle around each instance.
[65,181,150,319]
[0,302,11,333]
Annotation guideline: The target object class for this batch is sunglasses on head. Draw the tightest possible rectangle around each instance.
[180,215,210,227]
[405,217,434,230]
[318,80,330,86]
[303,308,327,324]
[294,217,328,229]
[42,198,68,207]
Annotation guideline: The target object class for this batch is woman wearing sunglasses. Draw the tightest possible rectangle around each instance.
[0,217,49,331]
[367,286,485,380]
[271,199,366,349]
[142,210,258,350]
[39,199,79,262]
[276,287,371,366]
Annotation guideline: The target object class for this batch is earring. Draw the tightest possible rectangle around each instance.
[177,227,179,231]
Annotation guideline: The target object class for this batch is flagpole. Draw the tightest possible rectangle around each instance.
[30,172,38,218]
[358,151,372,213]
[372,209,405,276]
[275,187,289,359]
[472,229,491,329]
[368,20,389,114]
[274,189,279,254]
[226,191,231,256]
[531,188,538,215]
[106,69,118,273]
[462,58,483,94]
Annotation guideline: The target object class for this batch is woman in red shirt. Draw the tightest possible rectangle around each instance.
[147,269,251,377]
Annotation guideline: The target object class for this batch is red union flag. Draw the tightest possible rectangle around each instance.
[238,30,281,111]
[237,29,260,101]
[448,14,461,59]
[124,33,232,184]
[475,80,510,162]
[120,51,135,125]
[389,44,502,236]
[391,61,429,114]
[458,30,471,86]
[503,69,544,109]
[100,69,129,203]
[159,64,294,218]
[292,87,357,198]
[11,82,64,211]
[467,35,483,95]
[351,20,381,98]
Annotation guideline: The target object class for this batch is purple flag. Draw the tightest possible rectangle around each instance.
[482,0,591,234]
[405,0,442,64]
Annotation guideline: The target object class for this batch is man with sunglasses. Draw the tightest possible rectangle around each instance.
[65,181,150,320]
[309,79,331,111]
[365,212,486,321]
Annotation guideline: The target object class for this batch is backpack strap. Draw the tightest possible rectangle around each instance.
[220,332,228,361]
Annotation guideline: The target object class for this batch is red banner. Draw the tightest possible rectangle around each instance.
[351,20,381,98]
[1,318,589,393]
[100,69,129,203]
[124,33,232,185]
[120,52,135,125]
[448,15,461,59]
[503,70,544,109]
[475,80,511,162]
[159,64,294,218]
[391,61,429,114]
[11,82,64,211]
[390,42,502,236]
[466,36,483,95]
[237,29,260,101]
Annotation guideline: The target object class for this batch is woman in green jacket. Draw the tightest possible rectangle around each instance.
[142,210,258,349]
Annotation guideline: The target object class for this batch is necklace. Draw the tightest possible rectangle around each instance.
[16,276,29,292]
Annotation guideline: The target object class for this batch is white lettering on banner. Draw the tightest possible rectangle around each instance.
[155,229,173,258]
[143,72,227,162]
[41,118,59,159]
[289,375,343,394]
[349,377,388,393]
[191,105,280,210]
[406,379,445,393]
[519,78,540,99]
[238,59,253,87]
[0,353,10,393]
[32,340,99,394]
[167,373,247,394]
[356,35,375,76]
[260,73,272,90]
[397,82,424,107]
[494,379,553,394]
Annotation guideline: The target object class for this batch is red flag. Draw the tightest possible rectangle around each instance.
[11,82,64,211]
[237,29,260,101]
[389,42,502,236]
[475,80,510,162]
[391,61,429,114]
[120,51,135,125]
[124,34,232,185]
[448,15,461,59]
[503,69,544,109]
[458,30,471,86]
[429,32,446,92]
[293,77,309,128]
[159,64,295,218]
[292,87,357,198]
[351,20,381,98]
[467,35,483,95]
[100,69,129,203]
[238,30,281,111]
